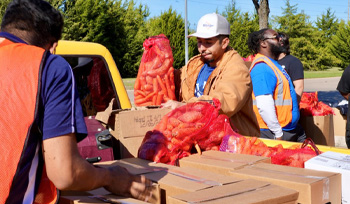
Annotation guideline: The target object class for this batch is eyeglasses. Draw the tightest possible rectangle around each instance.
[262,34,280,41]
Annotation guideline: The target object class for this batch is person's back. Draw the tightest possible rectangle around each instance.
[0,0,152,203]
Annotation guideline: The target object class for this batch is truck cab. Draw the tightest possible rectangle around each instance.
[55,40,131,114]
[55,40,132,162]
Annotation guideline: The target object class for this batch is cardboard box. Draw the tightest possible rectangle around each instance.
[167,179,299,204]
[178,150,271,176]
[299,114,335,146]
[99,158,243,204]
[60,187,156,204]
[229,162,341,204]
[333,107,347,136]
[305,151,350,203]
[96,100,171,159]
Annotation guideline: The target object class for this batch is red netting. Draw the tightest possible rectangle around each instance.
[138,98,236,165]
[300,92,334,116]
[220,136,321,168]
[134,34,175,106]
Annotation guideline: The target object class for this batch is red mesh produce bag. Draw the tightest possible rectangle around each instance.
[138,98,234,165]
[270,138,321,168]
[221,135,321,168]
[134,34,175,106]
[197,114,236,151]
[88,57,116,112]
[300,92,334,116]
[219,135,272,157]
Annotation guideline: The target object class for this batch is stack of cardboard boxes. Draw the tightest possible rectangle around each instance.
[59,106,348,203]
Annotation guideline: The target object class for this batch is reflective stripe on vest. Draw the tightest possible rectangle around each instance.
[0,39,58,204]
[250,53,293,129]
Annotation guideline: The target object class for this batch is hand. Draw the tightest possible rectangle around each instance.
[103,166,154,202]
[275,136,282,140]
[161,100,185,109]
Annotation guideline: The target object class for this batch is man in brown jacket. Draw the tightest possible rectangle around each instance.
[164,13,260,137]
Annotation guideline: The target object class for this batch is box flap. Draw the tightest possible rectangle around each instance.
[115,107,171,139]
[95,98,116,124]
[96,158,174,175]
[231,162,342,203]
[138,164,242,192]
[233,162,338,183]
[169,179,298,204]
[60,195,150,204]
[179,150,270,175]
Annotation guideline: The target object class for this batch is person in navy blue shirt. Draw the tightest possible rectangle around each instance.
[0,0,152,202]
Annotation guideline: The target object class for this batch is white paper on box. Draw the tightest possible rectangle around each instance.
[305,151,350,204]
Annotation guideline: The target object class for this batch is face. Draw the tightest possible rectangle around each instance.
[197,36,228,65]
[262,30,286,57]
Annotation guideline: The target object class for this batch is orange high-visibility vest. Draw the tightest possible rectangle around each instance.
[0,38,58,204]
[249,53,293,129]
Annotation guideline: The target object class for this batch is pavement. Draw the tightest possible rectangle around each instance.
[304,77,340,92]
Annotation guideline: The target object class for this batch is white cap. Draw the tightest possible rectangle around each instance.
[188,13,230,38]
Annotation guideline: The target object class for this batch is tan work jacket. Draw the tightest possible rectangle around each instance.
[176,48,260,137]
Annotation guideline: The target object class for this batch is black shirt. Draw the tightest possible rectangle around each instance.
[278,54,304,82]
[337,65,350,148]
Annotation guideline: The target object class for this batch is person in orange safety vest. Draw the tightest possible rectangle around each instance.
[0,0,153,203]
[247,28,306,142]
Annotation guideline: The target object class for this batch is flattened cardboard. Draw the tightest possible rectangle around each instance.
[305,151,350,203]
[230,162,341,204]
[60,184,159,204]
[96,158,175,175]
[167,179,298,204]
[332,107,347,136]
[95,100,171,158]
[114,158,243,204]
[60,195,150,204]
[299,114,335,146]
[178,150,271,176]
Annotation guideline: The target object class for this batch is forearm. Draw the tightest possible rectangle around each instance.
[293,79,304,104]
[339,92,349,100]
[43,134,110,191]
[256,94,283,138]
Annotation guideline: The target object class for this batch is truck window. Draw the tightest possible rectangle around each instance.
[63,56,117,116]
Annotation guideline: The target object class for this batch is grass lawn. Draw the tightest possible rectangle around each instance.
[122,67,344,90]
[304,67,343,79]
[122,78,136,90]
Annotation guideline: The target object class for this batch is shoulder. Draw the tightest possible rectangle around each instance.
[251,62,275,77]
[284,55,303,65]
[44,54,72,79]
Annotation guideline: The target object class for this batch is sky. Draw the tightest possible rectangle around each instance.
[135,0,349,29]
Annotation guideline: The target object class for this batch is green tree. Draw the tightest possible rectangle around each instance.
[0,0,12,23]
[143,8,197,69]
[273,0,331,70]
[223,0,259,58]
[59,0,148,77]
[316,8,339,39]
[328,20,350,68]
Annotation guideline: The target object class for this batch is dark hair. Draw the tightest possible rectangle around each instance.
[247,28,268,54]
[217,35,229,44]
[278,32,290,55]
[247,28,269,54]
[1,0,64,48]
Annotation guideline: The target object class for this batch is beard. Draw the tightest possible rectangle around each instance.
[270,42,286,58]
[200,52,215,63]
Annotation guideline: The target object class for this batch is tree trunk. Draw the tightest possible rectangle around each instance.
[252,0,270,29]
